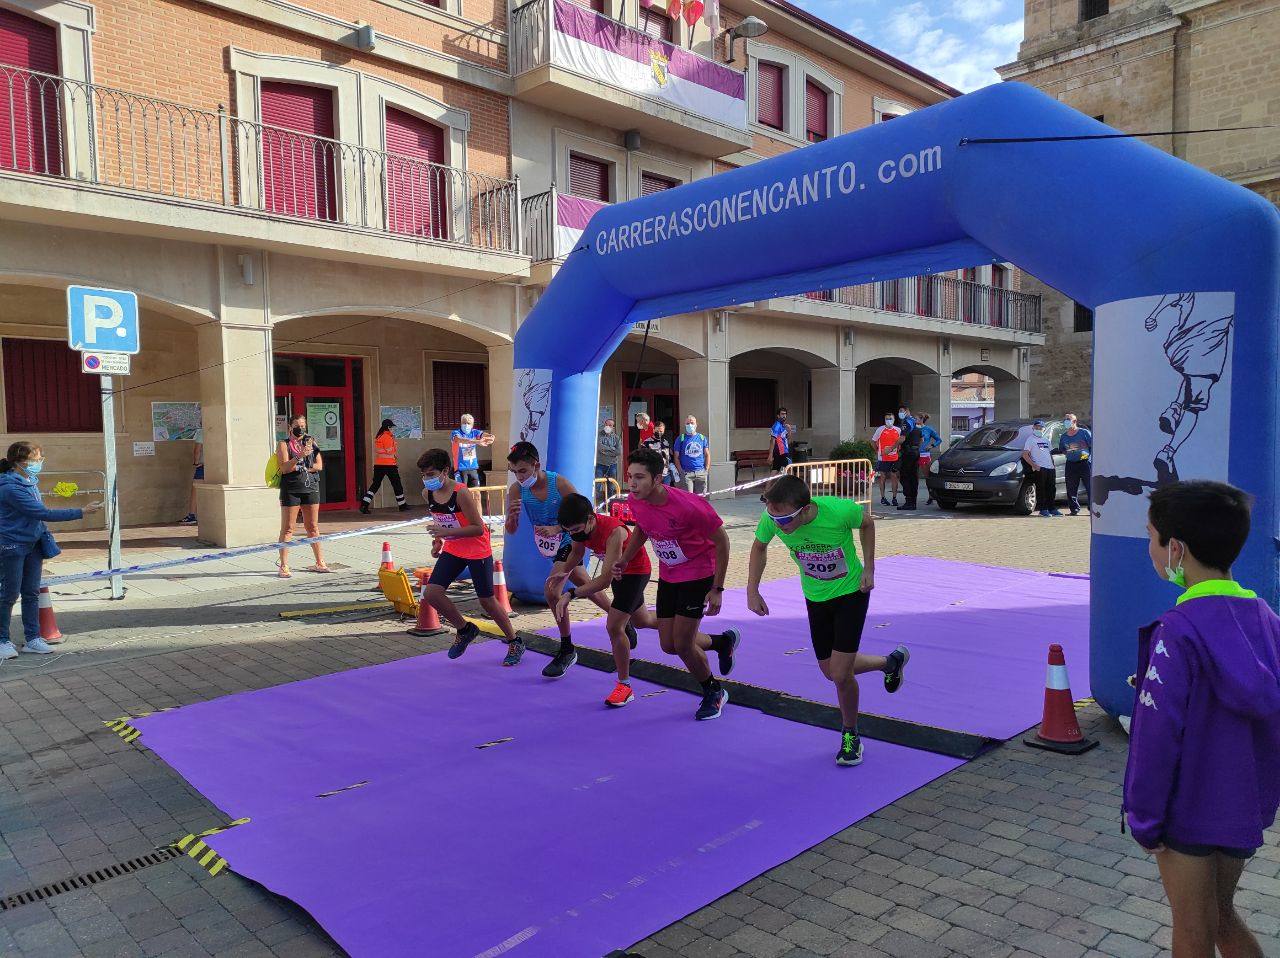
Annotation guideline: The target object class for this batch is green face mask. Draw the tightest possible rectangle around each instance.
[1165,542,1186,588]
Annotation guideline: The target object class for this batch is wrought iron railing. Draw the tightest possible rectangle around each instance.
[511,0,551,76]
[521,188,556,262]
[800,275,1042,333]
[0,64,520,253]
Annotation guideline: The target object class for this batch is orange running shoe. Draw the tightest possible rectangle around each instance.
[605,682,634,708]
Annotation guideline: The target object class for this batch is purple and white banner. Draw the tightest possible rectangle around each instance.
[550,0,747,131]
[555,193,608,257]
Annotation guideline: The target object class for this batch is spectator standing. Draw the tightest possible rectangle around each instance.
[896,406,923,511]
[631,412,654,455]
[180,432,203,525]
[918,414,942,506]
[595,418,621,501]
[871,414,901,506]
[675,415,710,494]
[360,418,407,514]
[1021,419,1059,518]
[0,442,102,658]
[276,414,331,577]
[1058,413,1092,516]
[644,421,677,486]
[450,413,494,488]
[769,408,794,474]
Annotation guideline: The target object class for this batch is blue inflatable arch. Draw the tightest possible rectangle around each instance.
[510,81,1280,720]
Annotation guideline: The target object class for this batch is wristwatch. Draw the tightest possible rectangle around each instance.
[711,586,725,593]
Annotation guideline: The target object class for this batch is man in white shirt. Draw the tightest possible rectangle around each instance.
[1020,419,1060,518]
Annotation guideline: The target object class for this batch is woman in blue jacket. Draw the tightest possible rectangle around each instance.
[0,442,101,658]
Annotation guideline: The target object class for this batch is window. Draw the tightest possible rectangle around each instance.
[260,81,339,222]
[734,377,777,428]
[3,338,103,432]
[640,7,673,43]
[0,8,63,176]
[640,172,677,196]
[384,107,447,239]
[990,264,1010,289]
[805,80,829,143]
[568,152,610,202]
[878,113,900,122]
[756,62,784,131]
[1080,0,1109,21]
[433,362,488,430]
[568,0,604,10]
[1074,302,1094,332]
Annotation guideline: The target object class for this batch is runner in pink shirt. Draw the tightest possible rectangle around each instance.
[614,447,741,721]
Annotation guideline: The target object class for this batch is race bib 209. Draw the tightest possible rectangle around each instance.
[796,548,848,581]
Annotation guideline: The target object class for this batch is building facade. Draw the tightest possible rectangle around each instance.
[1000,0,1280,421]
[0,0,1042,546]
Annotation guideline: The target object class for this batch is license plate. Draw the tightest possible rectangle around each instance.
[944,482,974,491]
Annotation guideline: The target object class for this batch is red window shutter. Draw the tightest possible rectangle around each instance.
[640,7,674,42]
[734,378,776,429]
[3,338,103,433]
[879,112,900,122]
[433,362,488,430]
[756,63,784,130]
[260,81,338,222]
[805,80,828,142]
[568,0,605,10]
[0,8,62,176]
[641,172,676,196]
[568,153,610,202]
[384,107,447,240]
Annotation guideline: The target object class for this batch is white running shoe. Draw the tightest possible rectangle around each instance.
[0,642,17,660]
[22,638,54,654]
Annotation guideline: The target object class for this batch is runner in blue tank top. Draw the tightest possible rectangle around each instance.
[505,442,631,678]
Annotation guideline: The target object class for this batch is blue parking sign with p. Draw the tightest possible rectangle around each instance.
[67,286,140,355]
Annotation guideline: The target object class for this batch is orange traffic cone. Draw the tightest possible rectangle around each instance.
[39,587,63,644]
[380,542,395,572]
[407,571,446,636]
[1024,644,1097,754]
[492,559,516,617]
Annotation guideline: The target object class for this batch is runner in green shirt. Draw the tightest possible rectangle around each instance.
[746,474,909,767]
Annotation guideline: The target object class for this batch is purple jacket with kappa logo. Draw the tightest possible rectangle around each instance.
[1123,584,1280,851]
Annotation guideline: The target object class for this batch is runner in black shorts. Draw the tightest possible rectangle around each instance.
[553,494,658,708]
[746,474,909,766]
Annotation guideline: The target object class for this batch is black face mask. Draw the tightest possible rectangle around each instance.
[292,427,304,438]
[569,530,591,542]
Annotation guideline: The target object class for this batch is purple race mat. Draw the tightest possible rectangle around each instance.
[550,555,1090,740]
[133,653,961,958]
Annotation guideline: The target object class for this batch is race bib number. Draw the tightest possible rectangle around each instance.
[534,526,562,558]
[796,548,848,581]
[432,512,461,531]
[652,537,688,567]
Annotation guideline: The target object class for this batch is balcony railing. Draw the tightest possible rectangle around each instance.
[800,275,1042,333]
[521,189,556,262]
[0,64,520,254]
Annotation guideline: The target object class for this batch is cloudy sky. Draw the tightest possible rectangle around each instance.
[787,0,1024,92]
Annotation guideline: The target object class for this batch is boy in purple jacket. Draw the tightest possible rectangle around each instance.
[1126,481,1280,958]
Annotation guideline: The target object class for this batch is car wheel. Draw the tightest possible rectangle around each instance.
[1015,482,1036,516]
[936,498,958,511]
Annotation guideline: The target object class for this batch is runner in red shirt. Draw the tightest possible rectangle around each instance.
[552,493,659,707]
[614,447,741,721]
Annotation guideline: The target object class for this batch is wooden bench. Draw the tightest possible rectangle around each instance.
[731,449,772,481]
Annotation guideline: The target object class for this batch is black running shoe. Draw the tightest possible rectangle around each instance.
[880,496,890,506]
[695,686,728,721]
[625,621,638,650]
[836,730,864,767]
[447,622,479,659]
[359,501,370,515]
[502,639,525,667]
[884,644,910,693]
[716,628,741,677]
[542,648,577,678]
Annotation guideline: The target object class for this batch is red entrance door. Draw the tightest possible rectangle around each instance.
[274,356,358,511]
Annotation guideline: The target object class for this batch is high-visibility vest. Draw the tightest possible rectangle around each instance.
[375,432,397,466]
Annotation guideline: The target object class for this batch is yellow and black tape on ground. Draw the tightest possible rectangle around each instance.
[173,818,250,877]
[1074,696,1096,709]
[103,717,142,744]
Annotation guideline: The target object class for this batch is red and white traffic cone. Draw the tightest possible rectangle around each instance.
[1024,644,1097,754]
[492,559,516,617]
[407,572,446,637]
[38,587,63,644]
[380,542,395,572]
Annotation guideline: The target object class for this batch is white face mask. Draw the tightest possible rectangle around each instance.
[899,410,907,419]
[603,425,614,434]
[884,419,894,427]
[685,424,695,434]
[1165,541,1186,587]
[518,473,538,490]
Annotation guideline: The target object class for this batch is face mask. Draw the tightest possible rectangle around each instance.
[292,426,304,438]
[1064,421,1075,430]
[603,426,614,434]
[518,474,538,490]
[24,460,43,476]
[899,410,907,419]
[885,419,894,427]
[461,423,471,432]
[570,530,591,542]
[769,505,805,526]
[422,475,444,492]
[1165,541,1186,588]
[685,424,695,435]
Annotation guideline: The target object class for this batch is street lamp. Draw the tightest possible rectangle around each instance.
[724,16,768,63]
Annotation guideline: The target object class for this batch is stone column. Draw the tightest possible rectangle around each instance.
[679,312,733,494]
[912,374,953,441]
[195,250,280,547]
[487,342,514,454]
[811,366,854,458]
[995,377,1030,420]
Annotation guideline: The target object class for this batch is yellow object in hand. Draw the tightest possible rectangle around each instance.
[52,481,79,498]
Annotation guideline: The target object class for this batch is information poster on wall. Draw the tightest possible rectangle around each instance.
[151,402,202,441]
[306,402,342,451]
[378,405,423,440]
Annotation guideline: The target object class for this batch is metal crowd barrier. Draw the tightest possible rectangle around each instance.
[784,459,874,505]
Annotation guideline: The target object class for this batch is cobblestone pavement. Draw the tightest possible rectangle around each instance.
[2,507,1276,958]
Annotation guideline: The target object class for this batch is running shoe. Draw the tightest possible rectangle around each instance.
[502,639,526,667]
[179,513,198,525]
[836,730,864,767]
[447,622,479,659]
[880,497,890,506]
[0,642,17,661]
[605,682,634,708]
[542,648,577,678]
[625,621,638,650]
[21,638,53,654]
[358,501,370,515]
[716,628,741,677]
[884,644,910,693]
[695,686,729,721]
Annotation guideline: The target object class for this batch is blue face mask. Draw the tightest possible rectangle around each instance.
[422,475,444,492]
[25,460,43,476]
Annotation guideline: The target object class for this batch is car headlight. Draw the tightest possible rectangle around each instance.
[990,462,1019,477]
[929,460,940,475]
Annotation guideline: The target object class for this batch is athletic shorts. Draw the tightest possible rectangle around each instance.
[655,575,713,620]
[428,552,494,598]
[771,452,792,472]
[280,489,320,507]
[875,459,899,474]
[610,573,650,616]
[1162,839,1255,860]
[805,589,870,660]
[193,464,205,480]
